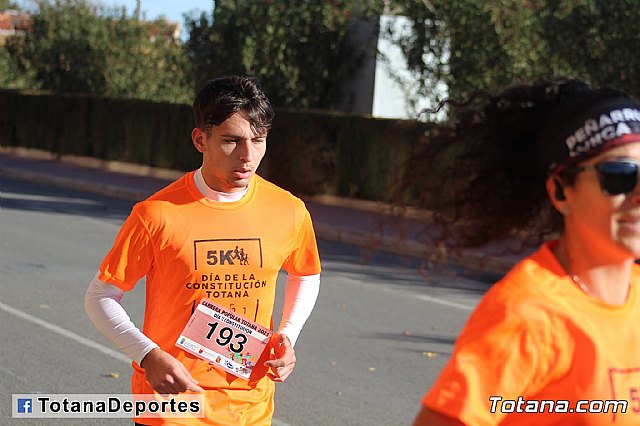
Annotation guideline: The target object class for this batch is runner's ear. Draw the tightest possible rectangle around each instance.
[554,179,566,201]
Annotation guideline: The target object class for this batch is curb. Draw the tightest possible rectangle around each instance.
[0,167,151,202]
[0,151,515,276]
[314,223,513,275]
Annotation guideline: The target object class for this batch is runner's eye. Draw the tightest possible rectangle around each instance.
[595,161,639,195]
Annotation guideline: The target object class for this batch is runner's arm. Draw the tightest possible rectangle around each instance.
[85,273,203,393]
[84,272,158,365]
[277,273,320,347]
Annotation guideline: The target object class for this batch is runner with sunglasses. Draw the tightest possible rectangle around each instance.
[408,78,640,425]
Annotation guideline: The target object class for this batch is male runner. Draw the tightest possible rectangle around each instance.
[85,76,322,425]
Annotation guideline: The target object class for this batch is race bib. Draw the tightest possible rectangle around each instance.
[176,298,272,379]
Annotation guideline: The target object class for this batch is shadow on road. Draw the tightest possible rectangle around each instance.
[318,239,500,292]
[1,177,134,221]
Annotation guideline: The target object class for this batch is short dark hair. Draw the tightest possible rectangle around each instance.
[192,76,275,135]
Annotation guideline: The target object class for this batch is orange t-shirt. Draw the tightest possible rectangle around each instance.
[99,172,321,425]
[424,241,640,425]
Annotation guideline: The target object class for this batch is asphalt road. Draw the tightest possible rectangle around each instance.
[0,177,493,425]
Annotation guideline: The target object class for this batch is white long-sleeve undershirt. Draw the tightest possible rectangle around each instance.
[276,274,320,346]
[85,272,320,364]
[84,273,158,365]
[85,169,320,364]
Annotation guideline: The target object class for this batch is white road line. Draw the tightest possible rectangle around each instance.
[1,192,103,205]
[0,300,131,364]
[0,300,294,426]
[415,294,475,311]
[0,364,30,385]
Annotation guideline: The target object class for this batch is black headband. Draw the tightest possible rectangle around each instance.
[535,97,640,176]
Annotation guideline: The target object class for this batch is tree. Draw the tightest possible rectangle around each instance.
[384,0,640,108]
[0,0,19,10]
[184,0,383,109]
[0,2,35,89]
[4,0,191,103]
[102,11,192,103]
[538,0,640,100]
[383,0,544,105]
[0,48,36,89]
[6,1,109,93]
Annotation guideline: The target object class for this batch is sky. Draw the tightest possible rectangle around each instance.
[98,0,212,23]
[16,0,213,26]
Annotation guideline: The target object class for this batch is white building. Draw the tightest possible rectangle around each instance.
[338,15,447,121]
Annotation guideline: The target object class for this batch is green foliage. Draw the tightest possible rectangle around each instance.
[103,13,192,103]
[0,0,18,10]
[538,0,640,100]
[7,1,109,93]
[334,116,422,200]
[1,88,428,201]
[1,88,197,168]
[386,0,640,105]
[184,0,383,109]
[4,0,191,103]
[444,1,523,99]
[5,0,640,112]
[0,2,36,89]
[264,110,342,194]
[379,3,447,113]
[0,47,36,89]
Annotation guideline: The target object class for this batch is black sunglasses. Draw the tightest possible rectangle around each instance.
[565,159,640,196]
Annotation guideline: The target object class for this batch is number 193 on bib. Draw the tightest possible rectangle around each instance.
[176,298,272,379]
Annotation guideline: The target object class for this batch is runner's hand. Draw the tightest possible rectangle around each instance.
[264,333,296,382]
[140,348,204,394]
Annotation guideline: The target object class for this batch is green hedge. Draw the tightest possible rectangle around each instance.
[0,89,432,202]
[0,89,198,169]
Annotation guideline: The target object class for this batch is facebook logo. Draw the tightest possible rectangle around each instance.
[17,398,32,413]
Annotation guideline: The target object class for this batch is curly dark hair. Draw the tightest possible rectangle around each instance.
[396,77,633,251]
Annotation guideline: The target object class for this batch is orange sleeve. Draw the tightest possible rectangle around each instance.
[282,208,321,276]
[98,207,154,291]
[423,298,550,425]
